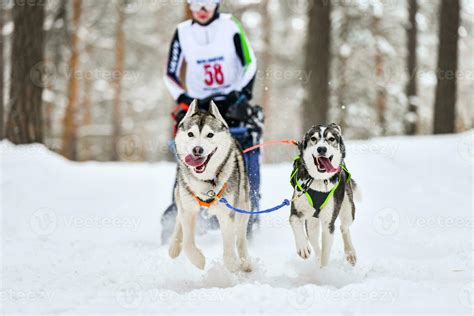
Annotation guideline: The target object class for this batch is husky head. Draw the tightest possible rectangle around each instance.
[299,123,346,180]
[175,100,231,180]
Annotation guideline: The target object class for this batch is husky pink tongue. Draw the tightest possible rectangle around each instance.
[319,157,339,173]
[185,155,206,167]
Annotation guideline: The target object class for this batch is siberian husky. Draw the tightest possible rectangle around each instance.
[168,100,253,272]
[289,124,358,267]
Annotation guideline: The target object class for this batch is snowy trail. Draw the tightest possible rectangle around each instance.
[1,132,473,314]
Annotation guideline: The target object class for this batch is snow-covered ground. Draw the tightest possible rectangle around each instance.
[1,132,473,314]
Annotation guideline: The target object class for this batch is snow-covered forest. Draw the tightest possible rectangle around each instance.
[0,0,472,162]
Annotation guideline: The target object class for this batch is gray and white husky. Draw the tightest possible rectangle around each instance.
[289,123,358,267]
[169,100,253,272]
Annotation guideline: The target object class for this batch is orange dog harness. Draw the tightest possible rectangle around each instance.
[191,183,228,208]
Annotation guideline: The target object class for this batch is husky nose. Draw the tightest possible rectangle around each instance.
[192,146,204,157]
[317,146,327,155]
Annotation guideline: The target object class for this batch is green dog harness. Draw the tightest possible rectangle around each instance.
[290,156,351,217]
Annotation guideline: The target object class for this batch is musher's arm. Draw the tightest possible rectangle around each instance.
[163,29,193,105]
[231,16,257,100]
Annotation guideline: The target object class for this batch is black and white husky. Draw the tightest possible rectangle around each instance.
[289,124,358,267]
[168,100,253,272]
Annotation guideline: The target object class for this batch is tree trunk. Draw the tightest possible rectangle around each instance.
[111,0,126,161]
[0,5,4,140]
[61,0,82,160]
[80,45,93,161]
[302,0,331,131]
[373,11,387,135]
[53,0,68,70]
[261,0,271,133]
[433,0,460,134]
[337,4,350,132]
[405,0,418,135]
[5,0,45,144]
[184,3,192,20]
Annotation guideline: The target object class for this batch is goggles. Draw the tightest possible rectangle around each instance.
[189,1,218,12]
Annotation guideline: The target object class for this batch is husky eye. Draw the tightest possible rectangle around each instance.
[328,137,335,142]
[207,133,214,138]
[187,132,194,138]
[310,136,317,142]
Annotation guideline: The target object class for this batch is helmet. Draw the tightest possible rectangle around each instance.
[187,0,221,3]
[187,0,221,12]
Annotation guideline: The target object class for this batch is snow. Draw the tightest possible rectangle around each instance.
[1,132,473,314]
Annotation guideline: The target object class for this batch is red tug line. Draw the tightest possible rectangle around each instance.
[243,139,298,154]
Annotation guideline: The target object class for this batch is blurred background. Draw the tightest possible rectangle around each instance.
[0,0,472,163]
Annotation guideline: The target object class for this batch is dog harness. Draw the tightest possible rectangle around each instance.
[290,156,351,217]
[190,182,228,208]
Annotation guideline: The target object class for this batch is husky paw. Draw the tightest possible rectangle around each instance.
[186,247,206,270]
[345,251,357,266]
[296,243,312,259]
[168,240,182,259]
[224,255,241,272]
[240,259,253,273]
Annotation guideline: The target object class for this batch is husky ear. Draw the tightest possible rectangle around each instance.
[297,140,304,153]
[328,123,342,135]
[209,101,228,129]
[181,99,199,122]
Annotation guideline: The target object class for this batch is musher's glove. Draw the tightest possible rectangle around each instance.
[226,91,250,122]
[172,102,190,124]
[177,93,194,106]
[226,90,241,105]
